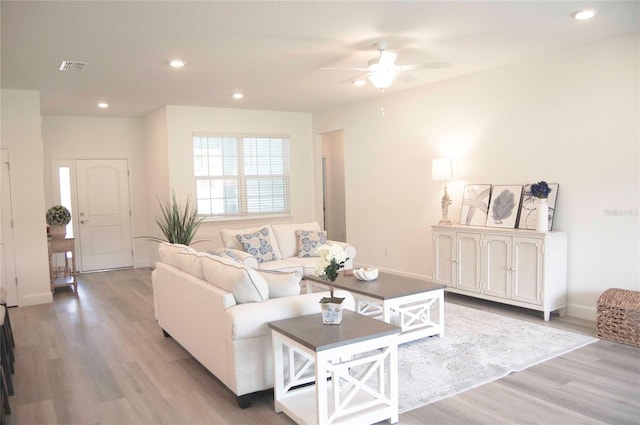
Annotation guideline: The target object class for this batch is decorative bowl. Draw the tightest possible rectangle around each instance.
[353,267,379,281]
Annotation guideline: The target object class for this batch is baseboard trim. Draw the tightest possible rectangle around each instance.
[566,304,597,322]
[20,291,53,306]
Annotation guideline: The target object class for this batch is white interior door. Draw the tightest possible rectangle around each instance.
[1,149,18,306]
[76,159,133,271]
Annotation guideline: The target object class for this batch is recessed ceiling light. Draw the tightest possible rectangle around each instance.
[169,59,185,68]
[571,9,595,20]
[353,79,366,87]
[232,93,244,100]
[97,102,109,109]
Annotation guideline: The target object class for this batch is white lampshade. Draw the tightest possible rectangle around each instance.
[431,158,454,181]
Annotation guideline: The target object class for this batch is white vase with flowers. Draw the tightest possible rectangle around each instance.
[314,244,349,324]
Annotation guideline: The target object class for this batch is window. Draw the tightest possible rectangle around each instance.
[57,164,74,238]
[194,134,290,218]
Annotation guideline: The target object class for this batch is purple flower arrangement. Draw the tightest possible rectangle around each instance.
[530,181,552,199]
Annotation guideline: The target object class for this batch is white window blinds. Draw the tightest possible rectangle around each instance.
[193,134,290,217]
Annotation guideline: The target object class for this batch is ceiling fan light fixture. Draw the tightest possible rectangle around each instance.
[368,71,397,89]
[571,9,595,20]
[353,79,366,87]
[169,59,185,68]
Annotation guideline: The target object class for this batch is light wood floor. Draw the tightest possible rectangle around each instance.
[6,268,640,425]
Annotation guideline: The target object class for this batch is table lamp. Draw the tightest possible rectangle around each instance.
[432,158,454,225]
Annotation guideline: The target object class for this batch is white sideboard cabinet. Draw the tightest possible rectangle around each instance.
[432,225,567,321]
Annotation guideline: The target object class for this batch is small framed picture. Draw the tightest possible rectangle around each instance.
[486,185,523,228]
[518,183,560,230]
[460,184,492,226]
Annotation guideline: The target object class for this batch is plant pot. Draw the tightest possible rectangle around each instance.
[536,198,549,232]
[320,297,345,325]
[49,225,66,239]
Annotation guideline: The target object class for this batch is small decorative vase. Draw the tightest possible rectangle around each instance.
[320,300,344,325]
[536,198,549,232]
[49,225,66,239]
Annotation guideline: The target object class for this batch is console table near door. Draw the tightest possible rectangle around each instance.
[47,237,78,293]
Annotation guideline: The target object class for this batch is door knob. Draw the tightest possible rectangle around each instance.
[80,220,90,224]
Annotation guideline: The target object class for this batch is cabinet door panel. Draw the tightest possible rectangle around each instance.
[484,236,511,298]
[512,237,543,304]
[457,233,482,293]
[433,231,455,287]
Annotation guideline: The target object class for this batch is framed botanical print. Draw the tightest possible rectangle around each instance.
[460,184,492,226]
[518,183,560,230]
[485,185,523,228]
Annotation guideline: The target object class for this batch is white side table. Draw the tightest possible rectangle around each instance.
[269,310,400,425]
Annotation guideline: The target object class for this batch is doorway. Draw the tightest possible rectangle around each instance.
[75,159,133,271]
[320,130,347,242]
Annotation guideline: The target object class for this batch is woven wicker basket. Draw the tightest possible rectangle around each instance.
[596,288,640,347]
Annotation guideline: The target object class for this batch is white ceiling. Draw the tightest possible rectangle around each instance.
[2,1,638,118]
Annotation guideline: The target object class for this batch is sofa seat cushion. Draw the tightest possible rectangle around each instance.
[225,290,352,340]
[293,256,324,277]
[201,254,269,304]
[257,259,304,276]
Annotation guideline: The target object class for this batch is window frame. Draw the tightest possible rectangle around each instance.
[193,132,291,220]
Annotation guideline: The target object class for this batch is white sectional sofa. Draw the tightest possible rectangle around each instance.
[152,242,354,408]
[220,221,356,277]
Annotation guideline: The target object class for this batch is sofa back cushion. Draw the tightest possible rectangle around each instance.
[201,254,269,303]
[220,224,282,259]
[158,242,210,279]
[272,222,321,258]
[256,270,301,298]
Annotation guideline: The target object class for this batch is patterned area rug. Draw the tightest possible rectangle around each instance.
[396,302,597,413]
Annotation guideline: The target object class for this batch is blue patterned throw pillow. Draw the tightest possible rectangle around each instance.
[296,230,327,257]
[235,227,278,263]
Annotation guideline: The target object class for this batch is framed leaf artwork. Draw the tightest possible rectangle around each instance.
[485,185,523,228]
[518,183,560,230]
[460,184,492,226]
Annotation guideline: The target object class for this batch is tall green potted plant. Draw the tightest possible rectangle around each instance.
[142,191,203,245]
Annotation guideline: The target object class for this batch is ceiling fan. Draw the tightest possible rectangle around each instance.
[323,41,451,89]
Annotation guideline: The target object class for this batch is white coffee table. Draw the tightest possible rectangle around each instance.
[269,310,401,425]
[305,272,445,344]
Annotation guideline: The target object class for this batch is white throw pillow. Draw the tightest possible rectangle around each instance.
[257,270,301,298]
[235,227,278,263]
[201,254,269,303]
[296,230,327,257]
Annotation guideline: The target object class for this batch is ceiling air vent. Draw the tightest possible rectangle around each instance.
[59,61,87,72]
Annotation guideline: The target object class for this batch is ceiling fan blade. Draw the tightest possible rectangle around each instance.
[396,74,418,83]
[321,66,370,72]
[378,50,398,66]
[336,73,369,84]
[396,62,452,72]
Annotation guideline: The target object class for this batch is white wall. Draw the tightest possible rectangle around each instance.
[0,89,52,306]
[141,107,170,265]
[321,130,346,242]
[313,34,639,320]
[41,116,148,268]
[143,105,315,257]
